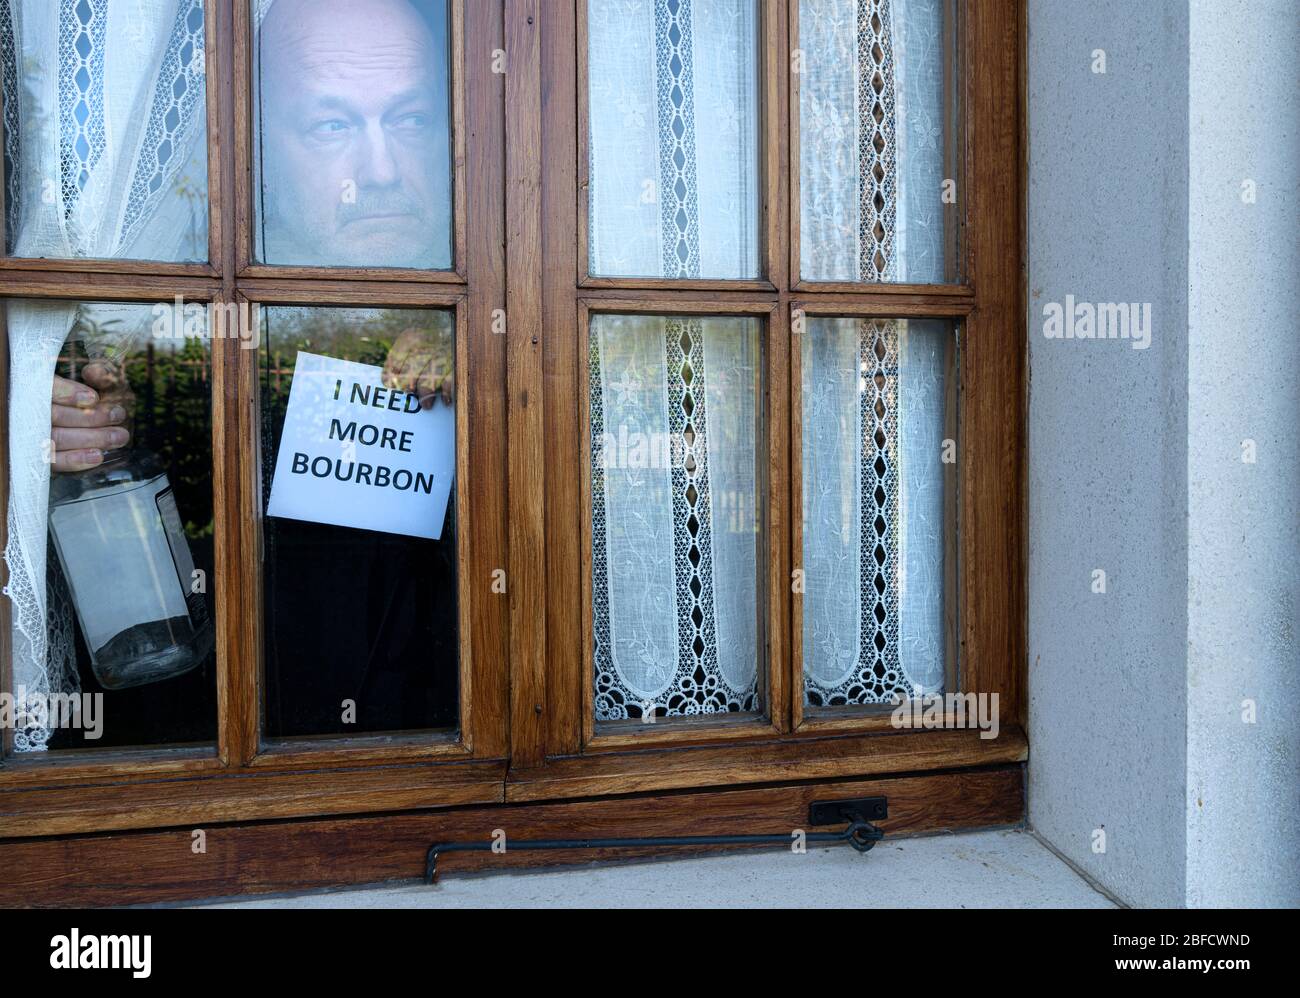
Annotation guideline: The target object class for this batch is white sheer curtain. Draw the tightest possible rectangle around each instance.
[586,0,762,720]
[799,0,949,283]
[592,311,759,717]
[587,0,759,279]
[797,0,951,703]
[801,317,948,705]
[2,0,208,751]
[590,314,760,719]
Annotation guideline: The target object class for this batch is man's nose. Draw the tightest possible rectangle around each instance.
[354,120,400,188]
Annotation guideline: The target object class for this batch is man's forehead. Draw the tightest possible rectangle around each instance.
[261,0,438,74]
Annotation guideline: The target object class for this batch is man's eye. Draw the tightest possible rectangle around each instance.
[308,119,351,138]
[390,113,431,133]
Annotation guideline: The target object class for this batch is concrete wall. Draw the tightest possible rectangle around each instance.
[1185,0,1300,908]
[1027,0,1299,907]
[1027,0,1190,909]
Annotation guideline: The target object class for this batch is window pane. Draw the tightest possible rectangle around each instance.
[589,313,763,720]
[259,306,458,738]
[4,299,218,752]
[587,0,760,280]
[251,0,453,269]
[801,317,954,706]
[799,0,959,283]
[1,1,210,261]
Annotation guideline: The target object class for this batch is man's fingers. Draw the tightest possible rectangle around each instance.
[52,374,98,408]
[415,369,453,408]
[51,401,127,428]
[53,425,130,452]
[51,448,105,474]
[81,361,127,393]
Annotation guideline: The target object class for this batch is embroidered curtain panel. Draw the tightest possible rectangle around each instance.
[587,0,760,279]
[590,313,761,719]
[801,317,950,705]
[586,0,952,720]
[799,0,952,283]
[1,0,209,750]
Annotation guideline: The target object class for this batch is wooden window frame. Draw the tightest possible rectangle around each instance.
[0,0,511,837]
[526,0,1023,786]
[0,0,1025,850]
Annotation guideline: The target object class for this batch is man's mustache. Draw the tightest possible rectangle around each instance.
[338,190,421,223]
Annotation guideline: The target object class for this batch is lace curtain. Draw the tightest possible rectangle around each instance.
[586,0,762,720]
[799,0,949,282]
[587,0,759,279]
[2,0,209,751]
[799,0,951,703]
[801,317,949,705]
[586,0,950,717]
[590,313,760,719]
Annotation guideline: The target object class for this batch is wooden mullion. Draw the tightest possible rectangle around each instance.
[789,300,806,730]
[216,291,259,766]
[765,0,794,735]
[960,0,1025,728]
[505,0,548,769]
[462,0,510,760]
[540,0,583,758]
[204,0,227,277]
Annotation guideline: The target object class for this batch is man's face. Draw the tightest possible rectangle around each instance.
[258,0,450,268]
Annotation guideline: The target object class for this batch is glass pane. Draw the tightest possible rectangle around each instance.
[1,1,210,261]
[798,0,959,283]
[251,0,453,269]
[4,299,218,752]
[587,0,760,280]
[589,313,763,720]
[259,306,458,738]
[801,317,954,707]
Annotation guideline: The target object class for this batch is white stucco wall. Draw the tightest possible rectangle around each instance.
[1185,0,1300,908]
[1027,0,1298,908]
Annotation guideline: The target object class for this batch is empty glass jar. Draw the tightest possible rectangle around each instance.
[48,448,213,689]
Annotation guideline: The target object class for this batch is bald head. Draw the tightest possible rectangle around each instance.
[261,0,436,99]
[256,0,451,268]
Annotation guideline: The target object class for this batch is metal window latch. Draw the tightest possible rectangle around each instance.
[424,796,887,883]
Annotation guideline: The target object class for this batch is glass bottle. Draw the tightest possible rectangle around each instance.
[47,448,213,689]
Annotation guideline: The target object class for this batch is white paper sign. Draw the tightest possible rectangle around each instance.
[267,352,454,540]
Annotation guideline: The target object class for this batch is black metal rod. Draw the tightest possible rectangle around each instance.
[425,818,883,883]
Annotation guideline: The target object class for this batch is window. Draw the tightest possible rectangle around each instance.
[0,0,1023,856]
[258,305,460,739]
[796,0,960,284]
[587,310,764,720]
[585,0,760,279]
[799,315,956,708]
[250,0,455,269]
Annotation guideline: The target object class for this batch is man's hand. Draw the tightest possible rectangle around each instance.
[382,327,453,409]
[51,362,133,473]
